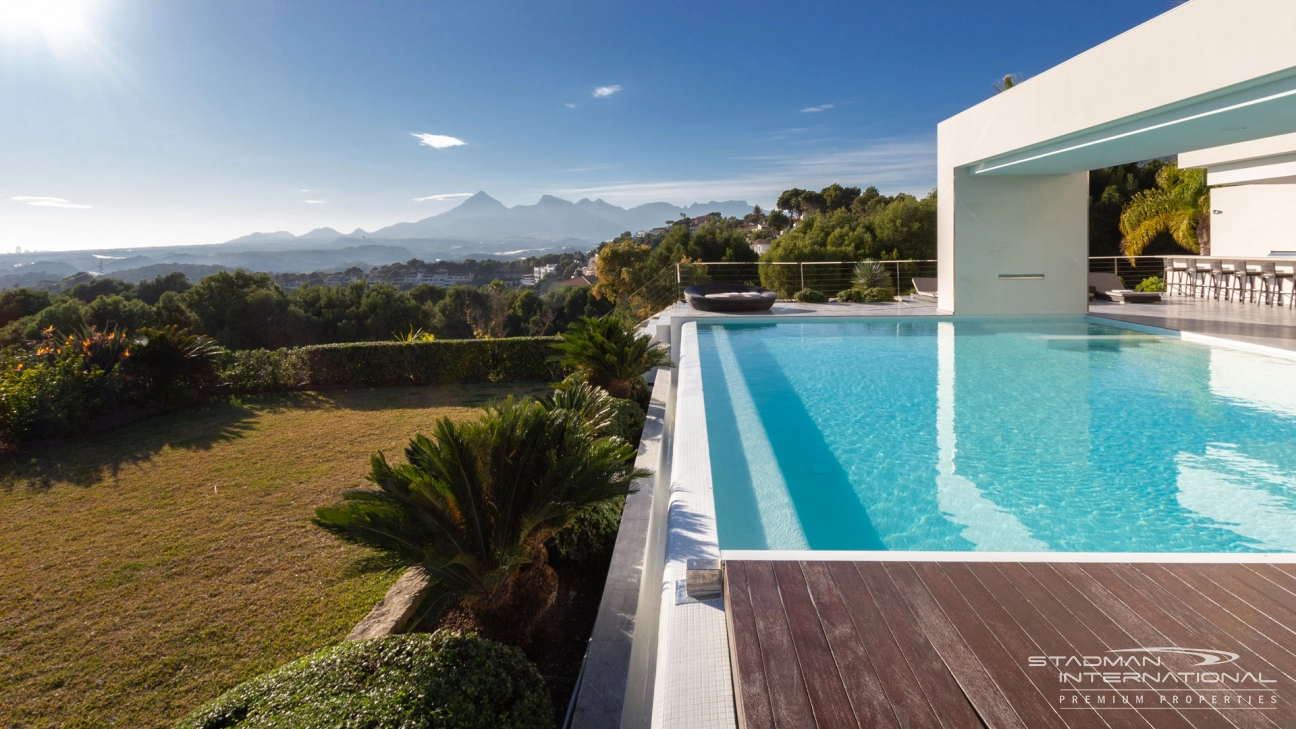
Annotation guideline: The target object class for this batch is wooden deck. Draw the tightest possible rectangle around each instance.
[725,560,1296,729]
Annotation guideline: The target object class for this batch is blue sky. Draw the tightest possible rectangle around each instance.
[1,0,1173,251]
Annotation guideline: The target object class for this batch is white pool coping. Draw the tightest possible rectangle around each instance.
[722,550,1296,563]
[648,321,736,729]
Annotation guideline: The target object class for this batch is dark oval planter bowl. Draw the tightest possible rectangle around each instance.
[684,283,777,312]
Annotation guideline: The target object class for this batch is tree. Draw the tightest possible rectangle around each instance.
[551,316,672,399]
[183,270,302,350]
[135,272,191,305]
[313,392,646,645]
[592,237,653,302]
[993,73,1024,93]
[67,277,133,304]
[821,183,861,212]
[766,209,791,233]
[1119,163,1210,257]
[0,289,51,328]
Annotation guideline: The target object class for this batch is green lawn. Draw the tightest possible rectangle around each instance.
[0,383,549,728]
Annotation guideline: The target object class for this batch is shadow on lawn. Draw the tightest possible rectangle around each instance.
[312,381,554,413]
[0,397,267,492]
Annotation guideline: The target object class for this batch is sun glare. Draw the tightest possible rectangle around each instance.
[0,0,96,41]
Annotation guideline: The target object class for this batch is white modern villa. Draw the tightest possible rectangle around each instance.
[566,2,1296,729]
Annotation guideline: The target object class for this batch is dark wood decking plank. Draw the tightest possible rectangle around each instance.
[902,562,1072,729]
[770,561,859,729]
[1130,564,1296,723]
[745,560,819,728]
[1197,565,1296,627]
[1080,564,1278,729]
[1244,565,1296,602]
[1173,565,1296,676]
[726,562,777,729]
[799,561,902,729]
[874,562,1031,729]
[826,561,955,729]
[1001,563,1198,729]
[1049,563,1242,729]
[962,563,1154,729]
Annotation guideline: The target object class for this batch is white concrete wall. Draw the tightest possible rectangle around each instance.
[941,170,1089,316]
[1210,184,1296,257]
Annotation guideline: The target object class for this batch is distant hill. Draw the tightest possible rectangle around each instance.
[0,192,754,287]
[225,192,755,248]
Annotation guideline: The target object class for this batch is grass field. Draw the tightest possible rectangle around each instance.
[0,382,550,728]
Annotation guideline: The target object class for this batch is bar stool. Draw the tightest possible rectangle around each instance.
[1276,263,1296,308]
[1166,258,1192,296]
[1205,259,1226,299]
[1257,261,1283,306]
[1220,260,1247,301]
[1191,259,1214,298]
[1244,261,1264,303]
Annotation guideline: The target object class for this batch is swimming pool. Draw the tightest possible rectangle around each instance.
[697,318,1296,554]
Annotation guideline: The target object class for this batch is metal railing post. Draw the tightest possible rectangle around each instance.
[799,262,805,291]
[675,263,681,301]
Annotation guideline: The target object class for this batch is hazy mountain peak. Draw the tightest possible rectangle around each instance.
[300,227,342,240]
[460,191,506,209]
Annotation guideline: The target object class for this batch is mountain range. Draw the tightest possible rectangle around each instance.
[0,192,755,287]
[222,192,754,248]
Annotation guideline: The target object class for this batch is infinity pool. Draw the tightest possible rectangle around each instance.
[698,318,1296,553]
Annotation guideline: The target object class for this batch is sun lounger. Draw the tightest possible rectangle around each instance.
[1088,272,1161,304]
[911,277,938,302]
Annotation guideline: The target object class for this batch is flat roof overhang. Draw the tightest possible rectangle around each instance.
[970,67,1296,176]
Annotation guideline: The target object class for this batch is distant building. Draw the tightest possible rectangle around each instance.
[750,238,772,256]
[555,275,593,288]
[533,264,557,281]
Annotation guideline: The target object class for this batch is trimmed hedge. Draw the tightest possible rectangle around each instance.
[219,337,564,393]
[177,631,554,729]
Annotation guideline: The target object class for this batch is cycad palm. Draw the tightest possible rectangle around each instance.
[313,388,646,645]
[1119,164,1210,257]
[551,316,672,399]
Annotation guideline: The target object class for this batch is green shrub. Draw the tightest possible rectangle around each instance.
[858,287,895,302]
[219,349,309,393]
[302,337,563,389]
[852,259,892,291]
[176,632,554,729]
[550,317,670,399]
[548,497,625,565]
[793,288,827,303]
[0,357,106,444]
[1136,276,1165,292]
[553,371,646,443]
[313,398,646,645]
[835,288,865,303]
[128,326,222,404]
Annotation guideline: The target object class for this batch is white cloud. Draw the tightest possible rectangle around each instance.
[565,103,576,108]
[801,104,834,113]
[592,85,621,98]
[304,200,325,204]
[412,133,467,149]
[12,196,91,209]
[414,193,473,202]
[554,136,935,206]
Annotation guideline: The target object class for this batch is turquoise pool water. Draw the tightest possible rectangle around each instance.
[698,318,1296,553]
